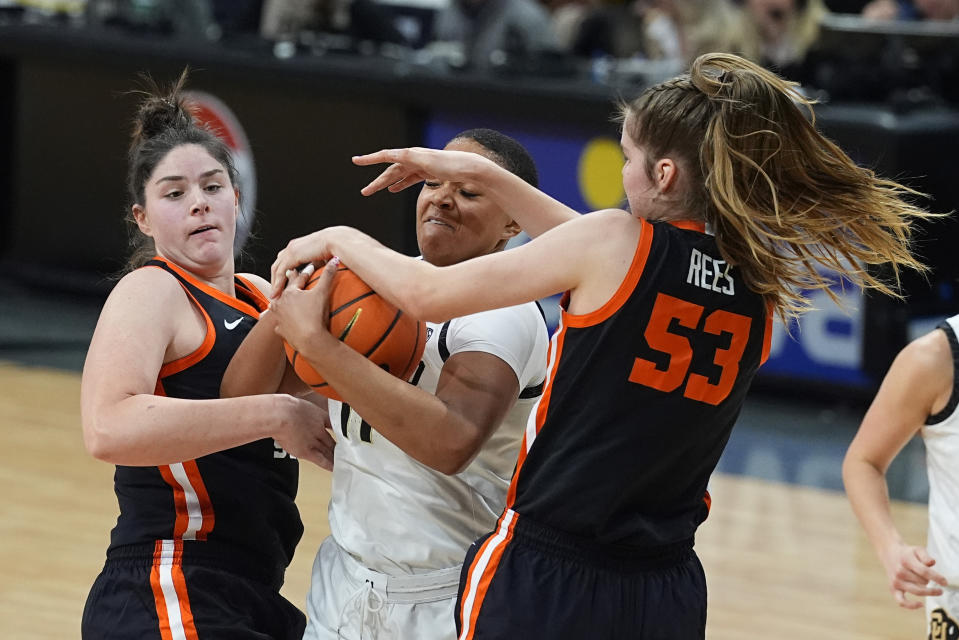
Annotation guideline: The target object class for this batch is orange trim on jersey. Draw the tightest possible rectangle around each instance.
[157,285,216,379]
[150,540,200,640]
[185,460,215,540]
[760,301,774,365]
[667,219,706,233]
[159,465,191,539]
[563,218,654,328]
[703,490,712,514]
[234,274,268,316]
[458,511,519,640]
[149,256,261,318]
[157,461,214,540]
[506,317,569,509]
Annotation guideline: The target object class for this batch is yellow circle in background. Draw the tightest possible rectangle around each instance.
[578,138,625,210]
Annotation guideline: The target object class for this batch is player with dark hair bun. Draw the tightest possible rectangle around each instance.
[80,70,334,639]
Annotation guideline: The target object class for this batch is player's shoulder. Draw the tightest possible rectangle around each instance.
[898,325,954,380]
[110,263,185,303]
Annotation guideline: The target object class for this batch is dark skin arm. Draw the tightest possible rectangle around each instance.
[270,261,521,475]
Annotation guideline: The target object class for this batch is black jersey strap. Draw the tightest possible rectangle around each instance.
[926,319,959,425]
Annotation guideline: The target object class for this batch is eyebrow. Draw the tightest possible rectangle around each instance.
[155,168,224,184]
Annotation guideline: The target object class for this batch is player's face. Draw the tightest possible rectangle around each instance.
[415,138,519,267]
[620,129,659,219]
[134,144,238,275]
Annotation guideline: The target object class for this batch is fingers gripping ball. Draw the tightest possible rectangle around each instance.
[284,265,427,400]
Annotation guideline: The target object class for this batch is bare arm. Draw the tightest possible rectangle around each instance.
[270,264,524,474]
[81,268,334,469]
[353,147,581,238]
[271,209,640,324]
[842,330,952,608]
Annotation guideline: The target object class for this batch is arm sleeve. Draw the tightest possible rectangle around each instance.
[445,302,548,391]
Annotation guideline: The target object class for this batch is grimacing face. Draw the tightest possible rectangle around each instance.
[134,143,238,275]
[415,138,519,267]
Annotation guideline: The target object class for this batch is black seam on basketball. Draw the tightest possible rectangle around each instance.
[364,308,403,357]
[331,291,375,317]
[311,381,329,389]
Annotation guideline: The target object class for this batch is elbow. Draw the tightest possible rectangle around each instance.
[83,419,115,462]
[430,432,483,476]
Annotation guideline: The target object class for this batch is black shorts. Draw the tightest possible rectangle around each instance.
[455,510,706,640]
[82,542,305,640]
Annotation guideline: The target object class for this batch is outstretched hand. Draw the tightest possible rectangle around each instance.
[881,542,947,609]
[352,147,495,196]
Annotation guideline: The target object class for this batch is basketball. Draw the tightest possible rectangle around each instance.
[283,264,427,400]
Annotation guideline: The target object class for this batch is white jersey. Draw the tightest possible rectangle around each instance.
[921,314,959,627]
[327,302,549,575]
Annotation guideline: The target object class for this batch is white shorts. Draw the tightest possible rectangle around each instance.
[302,537,461,640]
[927,586,959,639]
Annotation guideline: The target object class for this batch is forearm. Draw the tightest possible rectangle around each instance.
[843,457,904,558]
[221,311,286,397]
[477,161,579,237]
[84,393,284,466]
[297,332,478,473]
[324,229,458,322]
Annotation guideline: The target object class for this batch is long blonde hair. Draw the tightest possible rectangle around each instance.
[621,52,938,321]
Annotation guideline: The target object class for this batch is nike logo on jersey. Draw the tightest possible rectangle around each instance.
[224,317,244,330]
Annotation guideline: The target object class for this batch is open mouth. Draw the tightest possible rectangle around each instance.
[425,217,454,230]
[190,225,217,236]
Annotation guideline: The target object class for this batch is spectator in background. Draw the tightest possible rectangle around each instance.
[432,0,559,71]
[560,0,740,71]
[730,0,828,76]
[861,0,958,19]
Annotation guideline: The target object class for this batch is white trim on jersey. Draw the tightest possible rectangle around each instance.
[525,313,564,454]
[169,462,203,540]
[157,539,189,640]
[458,509,516,640]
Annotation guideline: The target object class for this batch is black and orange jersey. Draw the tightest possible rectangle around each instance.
[108,257,302,581]
[507,219,772,548]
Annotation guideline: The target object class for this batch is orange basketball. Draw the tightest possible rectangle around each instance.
[283,265,427,400]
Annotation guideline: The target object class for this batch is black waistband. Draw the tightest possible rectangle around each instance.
[511,515,694,572]
[105,541,285,590]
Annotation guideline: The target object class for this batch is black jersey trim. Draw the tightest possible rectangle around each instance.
[926,320,959,425]
[438,320,452,362]
[519,380,544,399]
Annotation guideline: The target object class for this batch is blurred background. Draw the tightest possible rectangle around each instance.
[1,0,958,636]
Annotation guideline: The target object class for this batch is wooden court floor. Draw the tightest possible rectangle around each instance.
[0,361,930,639]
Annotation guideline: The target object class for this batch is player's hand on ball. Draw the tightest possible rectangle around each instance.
[270,257,338,357]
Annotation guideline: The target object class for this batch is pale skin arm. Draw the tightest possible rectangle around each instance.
[222,270,324,400]
[81,268,334,469]
[352,147,581,238]
[269,263,523,474]
[842,329,952,608]
[271,207,642,325]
